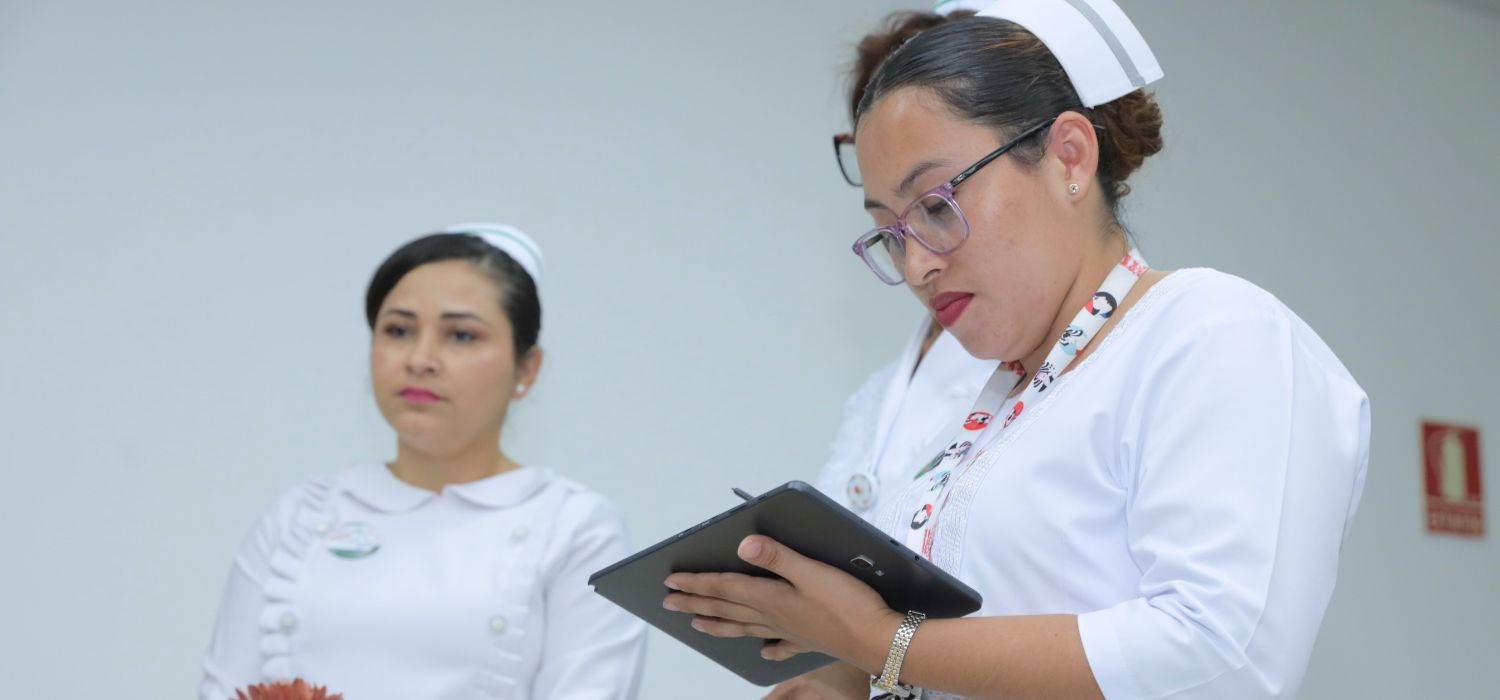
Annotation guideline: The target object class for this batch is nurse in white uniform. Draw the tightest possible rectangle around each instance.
[200,225,646,700]
[816,0,997,523]
[783,10,995,699]
[664,3,1370,699]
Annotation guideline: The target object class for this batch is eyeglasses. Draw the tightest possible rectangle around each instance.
[850,118,1056,285]
[833,133,860,187]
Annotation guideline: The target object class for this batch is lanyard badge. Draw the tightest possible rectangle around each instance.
[903,250,1149,559]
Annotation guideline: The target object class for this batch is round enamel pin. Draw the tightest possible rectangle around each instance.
[326,521,381,560]
[846,473,877,511]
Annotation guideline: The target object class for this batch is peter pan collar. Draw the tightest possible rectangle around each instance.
[342,462,551,513]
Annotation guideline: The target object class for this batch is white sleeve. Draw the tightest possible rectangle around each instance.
[1076,311,1370,699]
[531,493,648,700]
[199,499,285,700]
[813,360,901,503]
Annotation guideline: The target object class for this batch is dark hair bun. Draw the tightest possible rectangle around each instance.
[1091,89,1163,200]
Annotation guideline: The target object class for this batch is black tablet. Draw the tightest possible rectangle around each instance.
[588,480,983,686]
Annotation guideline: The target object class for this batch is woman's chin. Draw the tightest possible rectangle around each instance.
[949,326,1005,362]
[392,421,459,454]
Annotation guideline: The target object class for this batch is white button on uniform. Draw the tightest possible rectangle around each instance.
[510,526,529,543]
[279,612,297,631]
[489,615,508,634]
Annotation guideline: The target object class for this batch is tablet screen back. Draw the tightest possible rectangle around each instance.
[589,481,982,686]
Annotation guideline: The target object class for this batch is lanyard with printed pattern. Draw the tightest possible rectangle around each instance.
[903,250,1149,559]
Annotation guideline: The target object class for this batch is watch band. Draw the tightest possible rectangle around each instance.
[871,610,927,698]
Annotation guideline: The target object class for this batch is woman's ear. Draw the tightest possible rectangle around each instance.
[1048,110,1101,200]
[514,346,544,398]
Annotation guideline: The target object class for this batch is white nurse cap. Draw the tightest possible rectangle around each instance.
[931,0,992,15]
[977,0,1163,107]
[440,222,545,287]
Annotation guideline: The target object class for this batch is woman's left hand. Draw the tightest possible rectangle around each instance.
[663,535,902,669]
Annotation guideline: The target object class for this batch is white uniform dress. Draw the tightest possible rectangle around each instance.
[815,316,999,519]
[875,269,1371,700]
[200,463,646,700]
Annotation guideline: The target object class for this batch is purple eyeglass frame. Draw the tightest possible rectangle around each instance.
[851,118,1057,285]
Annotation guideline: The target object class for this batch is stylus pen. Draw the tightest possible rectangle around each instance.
[732,487,753,502]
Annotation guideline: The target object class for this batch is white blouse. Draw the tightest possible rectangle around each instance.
[876,269,1371,700]
[200,463,646,700]
[815,315,999,519]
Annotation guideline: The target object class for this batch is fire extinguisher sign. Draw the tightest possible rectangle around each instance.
[1421,421,1485,538]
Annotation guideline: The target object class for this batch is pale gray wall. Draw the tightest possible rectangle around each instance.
[0,1,1494,697]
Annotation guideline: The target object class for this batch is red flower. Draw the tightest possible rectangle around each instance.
[234,679,343,700]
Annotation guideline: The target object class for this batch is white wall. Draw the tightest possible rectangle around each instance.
[1122,2,1500,696]
[0,1,1494,698]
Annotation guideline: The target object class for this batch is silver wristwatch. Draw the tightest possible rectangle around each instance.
[871,610,926,699]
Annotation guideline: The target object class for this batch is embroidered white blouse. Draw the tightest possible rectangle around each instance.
[815,315,999,519]
[200,463,646,700]
[875,269,1371,699]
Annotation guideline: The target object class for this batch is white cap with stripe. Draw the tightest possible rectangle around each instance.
[440,222,545,287]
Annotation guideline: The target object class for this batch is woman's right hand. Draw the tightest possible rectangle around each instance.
[764,662,869,699]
